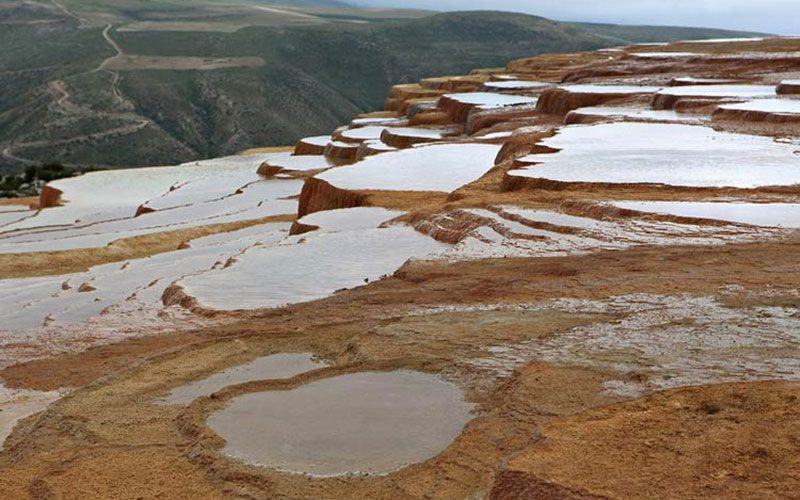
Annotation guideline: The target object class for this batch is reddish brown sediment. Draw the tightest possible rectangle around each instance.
[489,471,608,500]
[465,104,544,134]
[419,75,488,92]
[384,84,447,112]
[503,381,800,500]
[712,107,800,124]
[134,205,156,217]
[288,221,320,236]
[323,141,360,161]
[380,127,451,149]
[255,162,284,177]
[408,110,453,126]
[297,177,369,216]
[535,87,649,115]
[38,185,63,208]
[294,138,328,155]
[437,94,480,122]
[776,81,800,94]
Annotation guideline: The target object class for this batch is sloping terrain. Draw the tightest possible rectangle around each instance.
[0,1,763,174]
[0,33,798,498]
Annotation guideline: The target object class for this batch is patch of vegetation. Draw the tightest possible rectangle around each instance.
[0,163,98,198]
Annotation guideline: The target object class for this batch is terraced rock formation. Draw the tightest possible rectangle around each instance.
[0,35,799,499]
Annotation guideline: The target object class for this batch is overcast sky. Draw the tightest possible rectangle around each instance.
[355,0,797,34]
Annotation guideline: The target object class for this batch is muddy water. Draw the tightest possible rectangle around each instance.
[158,353,324,405]
[208,370,474,476]
[0,386,61,449]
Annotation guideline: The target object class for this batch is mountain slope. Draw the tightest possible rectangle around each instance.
[0,3,764,174]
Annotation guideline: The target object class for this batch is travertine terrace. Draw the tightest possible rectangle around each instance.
[1,36,800,498]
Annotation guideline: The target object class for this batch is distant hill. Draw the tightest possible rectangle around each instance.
[571,22,768,44]
[0,2,764,174]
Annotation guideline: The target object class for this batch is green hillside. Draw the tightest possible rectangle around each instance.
[0,1,765,174]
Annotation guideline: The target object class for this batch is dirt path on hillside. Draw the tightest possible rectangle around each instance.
[0,24,186,168]
[250,5,325,21]
[97,24,124,71]
[49,0,84,24]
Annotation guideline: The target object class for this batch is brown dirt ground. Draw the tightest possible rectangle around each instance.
[0,196,37,207]
[502,381,800,500]
[1,236,799,498]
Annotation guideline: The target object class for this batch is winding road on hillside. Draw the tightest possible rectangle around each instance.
[98,24,125,70]
[49,0,85,24]
[1,22,178,169]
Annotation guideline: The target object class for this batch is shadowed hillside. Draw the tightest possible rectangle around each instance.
[0,2,764,174]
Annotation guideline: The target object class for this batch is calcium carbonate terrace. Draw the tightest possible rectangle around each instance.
[568,106,705,123]
[1,154,283,233]
[350,117,405,127]
[176,226,446,311]
[0,222,292,330]
[631,52,698,59]
[657,84,777,98]
[680,37,766,44]
[0,177,301,253]
[559,84,662,94]
[672,77,741,85]
[262,153,332,172]
[340,126,389,141]
[611,201,800,228]
[718,98,800,115]
[296,207,404,232]
[482,80,551,90]
[383,127,449,139]
[316,143,502,192]
[508,122,800,189]
[441,92,537,109]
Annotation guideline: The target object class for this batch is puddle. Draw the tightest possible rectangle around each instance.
[158,353,325,405]
[208,370,474,476]
[0,386,61,449]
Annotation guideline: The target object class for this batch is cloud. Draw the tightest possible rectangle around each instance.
[354,0,797,34]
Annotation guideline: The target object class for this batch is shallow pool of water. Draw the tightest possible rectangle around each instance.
[612,201,800,228]
[208,370,474,476]
[510,123,800,189]
[158,353,325,405]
